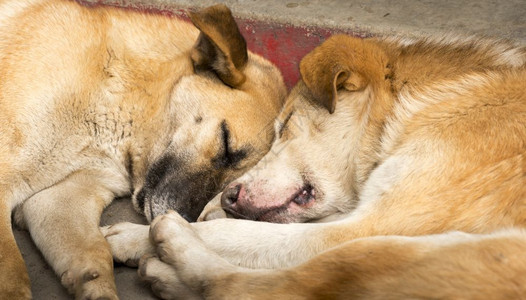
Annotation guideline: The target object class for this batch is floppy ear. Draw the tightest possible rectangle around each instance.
[300,35,385,114]
[189,4,248,88]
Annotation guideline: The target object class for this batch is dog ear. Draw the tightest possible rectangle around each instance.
[300,35,386,114]
[189,4,248,88]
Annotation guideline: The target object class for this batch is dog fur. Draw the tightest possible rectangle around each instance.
[106,34,526,299]
[0,1,285,298]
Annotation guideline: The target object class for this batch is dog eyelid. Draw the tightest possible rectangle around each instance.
[220,120,231,157]
[213,121,247,169]
[278,111,294,138]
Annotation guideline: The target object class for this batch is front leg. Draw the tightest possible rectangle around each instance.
[105,217,330,270]
[192,216,335,269]
[0,203,31,299]
[21,171,123,300]
[144,213,526,299]
[105,208,346,272]
[142,211,316,299]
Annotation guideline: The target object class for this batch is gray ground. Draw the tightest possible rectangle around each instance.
[13,0,526,299]
[84,0,526,44]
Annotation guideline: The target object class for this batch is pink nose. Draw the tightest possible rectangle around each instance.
[221,183,242,209]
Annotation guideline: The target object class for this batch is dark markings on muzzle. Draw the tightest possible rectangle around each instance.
[137,154,223,222]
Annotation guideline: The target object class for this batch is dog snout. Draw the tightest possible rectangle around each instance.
[221,183,242,209]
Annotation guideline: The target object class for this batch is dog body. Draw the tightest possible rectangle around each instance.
[107,34,526,298]
[0,1,285,298]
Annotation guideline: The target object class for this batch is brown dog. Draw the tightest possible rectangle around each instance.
[107,34,526,299]
[0,1,285,298]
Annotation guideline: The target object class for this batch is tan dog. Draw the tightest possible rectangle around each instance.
[106,34,526,299]
[0,1,285,298]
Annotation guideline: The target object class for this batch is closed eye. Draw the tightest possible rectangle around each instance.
[278,111,294,138]
[220,120,231,158]
[213,120,247,168]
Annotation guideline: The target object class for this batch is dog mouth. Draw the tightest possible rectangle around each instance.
[223,182,317,223]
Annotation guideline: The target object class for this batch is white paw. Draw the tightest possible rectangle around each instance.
[138,254,200,300]
[149,211,221,290]
[101,222,154,267]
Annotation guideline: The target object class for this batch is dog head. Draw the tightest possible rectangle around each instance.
[215,35,391,223]
[134,5,286,222]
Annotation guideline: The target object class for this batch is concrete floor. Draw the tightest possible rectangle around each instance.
[13,0,526,299]
[84,0,526,44]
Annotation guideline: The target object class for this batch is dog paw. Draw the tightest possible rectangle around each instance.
[61,266,117,300]
[150,211,199,249]
[138,254,201,300]
[149,211,218,290]
[150,211,204,265]
[101,222,153,267]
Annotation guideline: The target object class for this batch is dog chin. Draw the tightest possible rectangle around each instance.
[132,189,166,223]
[131,190,146,216]
[257,213,301,224]
[254,205,316,223]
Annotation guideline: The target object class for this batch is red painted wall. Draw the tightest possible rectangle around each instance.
[236,20,363,89]
[78,1,366,89]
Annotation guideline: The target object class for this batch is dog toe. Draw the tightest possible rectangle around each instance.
[139,254,199,299]
[150,211,197,249]
[62,269,117,300]
[102,222,153,266]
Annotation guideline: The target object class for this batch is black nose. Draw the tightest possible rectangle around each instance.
[221,184,241,209]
